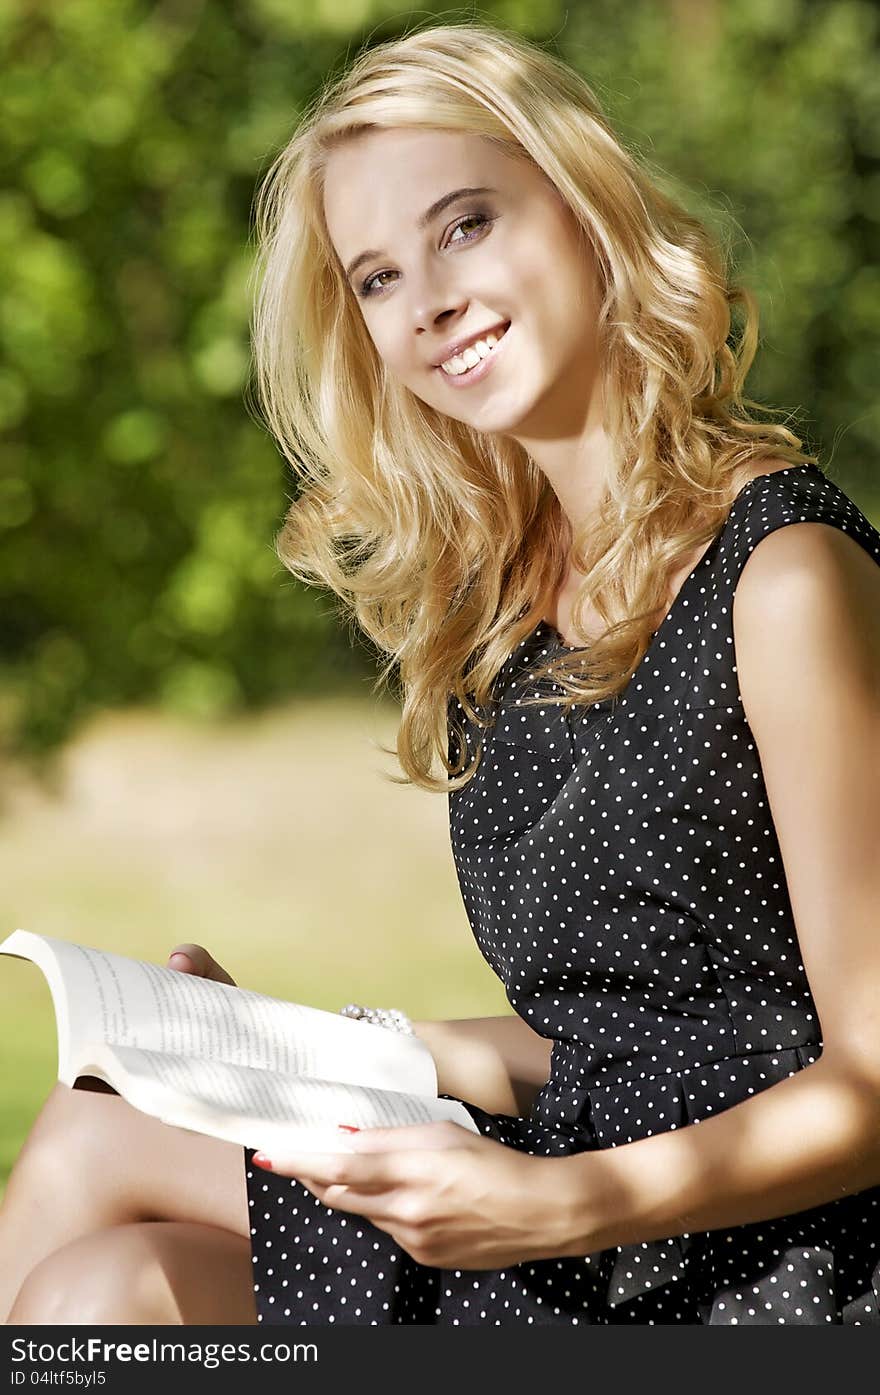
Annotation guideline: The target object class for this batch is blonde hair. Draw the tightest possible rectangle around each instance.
[248,20,817,794]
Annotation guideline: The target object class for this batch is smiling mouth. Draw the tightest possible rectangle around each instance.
[437,321,511,377]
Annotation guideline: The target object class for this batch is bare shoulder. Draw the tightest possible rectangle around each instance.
[734,516,880,617]
[733,517,880,728]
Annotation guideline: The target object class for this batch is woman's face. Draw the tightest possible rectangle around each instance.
[322,128,603,440]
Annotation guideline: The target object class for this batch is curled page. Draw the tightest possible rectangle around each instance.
[80,1042,480,1153]
[0,929,437,1097]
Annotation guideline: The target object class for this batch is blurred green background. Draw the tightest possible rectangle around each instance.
[1,0,878,1190]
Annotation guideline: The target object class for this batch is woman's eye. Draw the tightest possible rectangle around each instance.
[447,213,489,244]
[358,212,493,298]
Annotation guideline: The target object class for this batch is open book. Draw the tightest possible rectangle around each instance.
[0,930,480,1153]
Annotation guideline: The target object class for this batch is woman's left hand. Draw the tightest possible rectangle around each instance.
[250,1122,576,1270]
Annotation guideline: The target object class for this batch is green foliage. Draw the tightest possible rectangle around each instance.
[1,0,877,762]
[564,0,880,480]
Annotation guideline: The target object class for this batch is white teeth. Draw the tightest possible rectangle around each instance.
[440,327,507,376]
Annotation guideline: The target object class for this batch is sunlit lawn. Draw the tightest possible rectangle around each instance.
[0,695,509,1192]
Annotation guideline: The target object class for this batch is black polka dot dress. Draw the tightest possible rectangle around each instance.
[245,464,880,1324]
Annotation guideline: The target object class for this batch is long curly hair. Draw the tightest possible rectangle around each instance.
[248,20,817,794]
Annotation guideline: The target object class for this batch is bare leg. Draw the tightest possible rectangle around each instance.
[8,1222,256,1325]
[0,1082,251,1323]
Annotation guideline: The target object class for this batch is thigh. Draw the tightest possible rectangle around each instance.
[9,1221,257,1326]
[8,1081,250,1238]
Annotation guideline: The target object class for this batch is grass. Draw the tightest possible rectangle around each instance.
[0,694,510,1193]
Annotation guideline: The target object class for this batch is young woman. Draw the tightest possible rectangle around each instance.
[2,22,879,1327]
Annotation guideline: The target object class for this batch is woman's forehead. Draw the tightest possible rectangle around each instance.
[321,130,536,243]
[324,129,503,203]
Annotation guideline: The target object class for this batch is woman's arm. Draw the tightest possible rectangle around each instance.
[553,1051,880,1255]
[554,525,880,1257]
[412,1015,553,1116]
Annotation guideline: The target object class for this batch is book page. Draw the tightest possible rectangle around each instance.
[0,929,436,1096]
[82,1042,480,1154]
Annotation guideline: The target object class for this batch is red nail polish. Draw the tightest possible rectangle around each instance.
[252,1152,273,1170]
[337,1124,360,1133]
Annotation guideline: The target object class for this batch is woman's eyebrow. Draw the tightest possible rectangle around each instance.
[344,186,497,283]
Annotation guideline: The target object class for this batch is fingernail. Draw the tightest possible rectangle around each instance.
[337,1124,360,1133]
[169,953,190,967]
[252,1152,274,1170]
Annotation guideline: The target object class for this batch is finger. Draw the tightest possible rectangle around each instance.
[167,950,194,972]
[270,1169,396,1213]
[167,943,206,973]
[252,1149,413,1189]
[296,1183,403,1222]
[167,943,236,985]
[298,1178,420,1231]
[203,960,237,985]
[346,1121,476,1153]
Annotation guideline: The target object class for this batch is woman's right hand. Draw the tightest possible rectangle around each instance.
[166,943,237,987]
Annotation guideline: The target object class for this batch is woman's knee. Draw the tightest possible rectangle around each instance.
[8,1223,181,1325]
[8,1221,257,1326]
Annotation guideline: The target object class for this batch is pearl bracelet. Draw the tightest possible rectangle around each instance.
[339,1003,415,1034]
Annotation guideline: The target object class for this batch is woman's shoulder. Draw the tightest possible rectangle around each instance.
[732,461,880,619]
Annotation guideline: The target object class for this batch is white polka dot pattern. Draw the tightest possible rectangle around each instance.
[246,465,880,1324]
